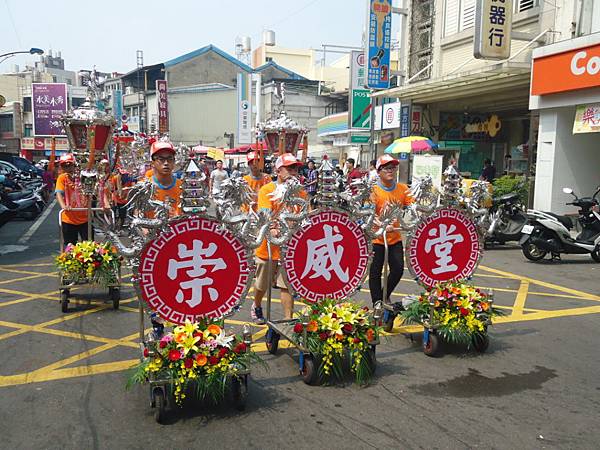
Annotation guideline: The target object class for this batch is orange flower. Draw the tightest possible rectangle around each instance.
[481,302,489,311]
[434,300,440,307]
[195,354,207,366]
[451,287,461,295]
[207,324,221,335]
[336,333,345,341]
[306,320,318,332]
[366,328,375,342]
[174,332,186,344]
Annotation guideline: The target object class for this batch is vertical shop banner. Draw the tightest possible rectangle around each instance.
[366,0,392,89]
[573,103,600,134]
[32,83,67,136]
[474,0,513,60]
[156,80,169,133]
[237,72,252,144]
[112,89,123,127]
[400,104,411,137]
[349,50,371,131]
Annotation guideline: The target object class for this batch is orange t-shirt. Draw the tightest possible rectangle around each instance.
[242,173,272,212]
[150,176,183,218]
[145,169,153,179]
[371,181,414,246]
[111,174,133,205]
[55,173,89,225]
[255,181,307,261]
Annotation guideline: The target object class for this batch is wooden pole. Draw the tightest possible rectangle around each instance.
[49,137,56,172]
[301,134,308,163]
[278,131,285,155]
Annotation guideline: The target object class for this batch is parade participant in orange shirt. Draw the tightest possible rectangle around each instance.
[55,154,110,246]
[242,151,271,211]
[369,154,414,306]
[149,141,182,217]
[252,153,306,324]
[97,159,113,209]
[111,168,134,228]
[55,154,89,246]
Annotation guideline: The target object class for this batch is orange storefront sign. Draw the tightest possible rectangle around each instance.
[531,42,600,96]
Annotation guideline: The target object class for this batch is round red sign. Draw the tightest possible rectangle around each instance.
[407,208,481,288]
[138,217,253,324]
[283,211,370,303]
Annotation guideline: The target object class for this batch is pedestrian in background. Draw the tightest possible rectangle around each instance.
[209,160,229,197]
[368,159,378,182]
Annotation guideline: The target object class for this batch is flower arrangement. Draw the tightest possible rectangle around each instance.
[401,281,503,346]
[292,299,379,385]
[55,240,120,286]
[127,320,263,404]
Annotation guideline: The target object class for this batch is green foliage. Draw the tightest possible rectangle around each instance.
[492,175,529,205]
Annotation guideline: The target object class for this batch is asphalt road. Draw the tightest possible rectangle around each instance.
[1,203,599,449]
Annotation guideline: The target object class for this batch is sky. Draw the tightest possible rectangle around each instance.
[1,0,368,74]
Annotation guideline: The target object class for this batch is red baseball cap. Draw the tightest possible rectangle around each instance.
[59,153,76,165]
[150,141,175,157]
[275,153,302,170]
[247,151,259,162]
[376,154,400,170]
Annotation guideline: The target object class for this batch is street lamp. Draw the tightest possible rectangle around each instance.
[0,48,44,65]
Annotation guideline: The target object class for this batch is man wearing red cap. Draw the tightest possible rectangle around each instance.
[251,153,306,324]
[149,141,182,217]
[369,154,414,307]
[55,154,90,246]
[242,151,271,211]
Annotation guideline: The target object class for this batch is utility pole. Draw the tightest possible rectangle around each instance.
[136,50,144,133]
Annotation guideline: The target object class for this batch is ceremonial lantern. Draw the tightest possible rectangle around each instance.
[257,111,308,155]
[313,155,338,207]
[180,156,210,215]
[60,70,116,194]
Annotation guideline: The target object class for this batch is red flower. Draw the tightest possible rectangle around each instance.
[233,342,247,354]
[362,306,370,311]
[319,332,329,341]
[218,347,229,358]
[442,289,449,298]
[93,261,101,268]
[184,358,193,369]
[168,349,181,361]
[343,323,353,333]
[353,337,361,344]
[143,348,149,358]
[311,309,319,315]
[159,340,167,349]
[208,355,220,365]
[331,313,337,319]
[460,308,470,316]
[293,323,304,333]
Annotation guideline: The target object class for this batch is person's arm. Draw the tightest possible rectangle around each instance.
[55,176,69,210]
[209,171,214,193]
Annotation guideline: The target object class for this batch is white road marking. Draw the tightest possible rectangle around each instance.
[0,245,29,255]
[17,199,57,244]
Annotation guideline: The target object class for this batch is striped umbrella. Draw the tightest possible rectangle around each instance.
[384,136,438,154]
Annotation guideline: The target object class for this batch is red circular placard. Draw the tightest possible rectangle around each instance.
[138,217,252,324]
[408,208,481,288]
[283,211,370,303]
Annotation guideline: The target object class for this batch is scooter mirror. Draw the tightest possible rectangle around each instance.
[562,187,573,195]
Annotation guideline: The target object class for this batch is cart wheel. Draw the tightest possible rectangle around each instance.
[266,330,280,355]
[301,355,320,386]
[472,333,490,353]
[423,332,440,357]
[60,290,69,313]
[110,287,120,310]
[231,375,248,411]
[153,389,166,424]
[382,311,396,333]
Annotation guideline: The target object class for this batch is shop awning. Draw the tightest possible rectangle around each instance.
[372,61,531,106]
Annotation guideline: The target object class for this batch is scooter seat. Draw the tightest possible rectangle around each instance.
[495,192,519,204]
[544,212,572,230]
[7,190,32,200]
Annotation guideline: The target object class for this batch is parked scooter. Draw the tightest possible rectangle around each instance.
[520,186,600,262]
[486,192,528,245]
[0,183,42,221]
[0,203,17,228]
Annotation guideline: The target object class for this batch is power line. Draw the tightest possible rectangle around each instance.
[4,0,22,48]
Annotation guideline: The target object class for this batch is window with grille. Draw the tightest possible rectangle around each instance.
[444,0,539,37]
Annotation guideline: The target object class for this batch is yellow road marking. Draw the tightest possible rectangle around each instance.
[0,263,54,268]
[0,267,57,276]
[512,280,530,316]
[479,265,600,301]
